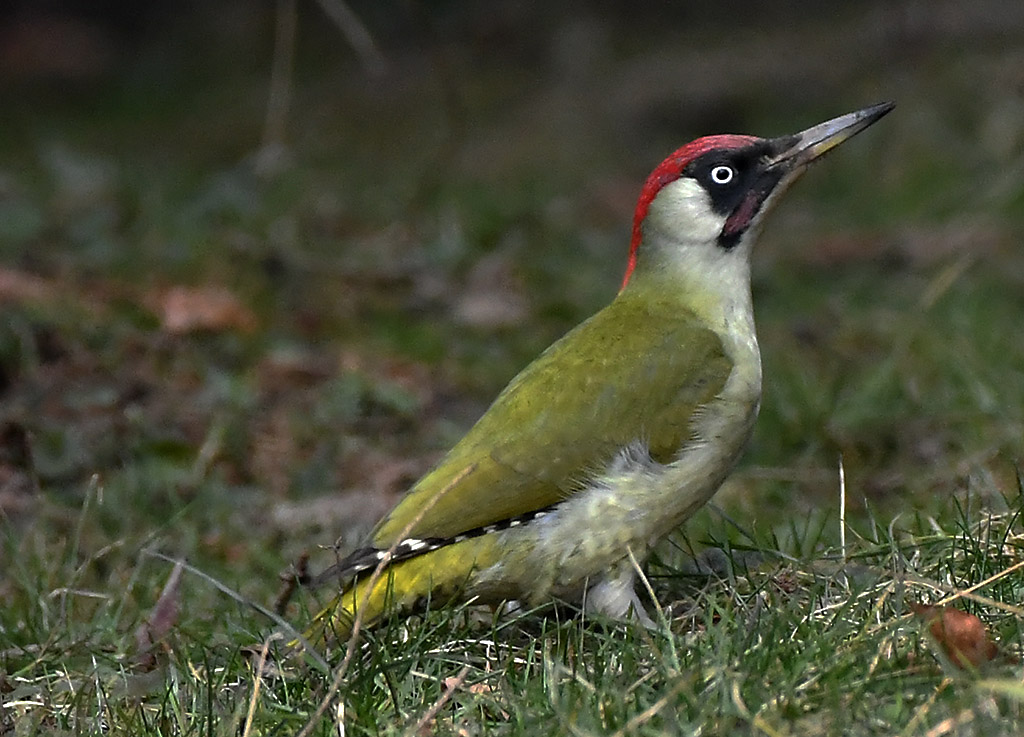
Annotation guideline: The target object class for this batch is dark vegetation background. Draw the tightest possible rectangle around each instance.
[1,2,1024,729]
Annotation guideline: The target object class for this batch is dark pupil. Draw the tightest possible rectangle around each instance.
[712,166,733,183]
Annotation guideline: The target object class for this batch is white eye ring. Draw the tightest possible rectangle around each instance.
[710,165,735,185]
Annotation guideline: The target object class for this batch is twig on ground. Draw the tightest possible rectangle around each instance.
[274,551,310,615]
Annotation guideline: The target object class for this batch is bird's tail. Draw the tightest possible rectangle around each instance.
[301,536,505,645]
[302,570,394,644]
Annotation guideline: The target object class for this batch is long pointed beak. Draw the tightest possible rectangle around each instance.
[769,101,895,169]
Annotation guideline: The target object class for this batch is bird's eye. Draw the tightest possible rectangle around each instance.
[710,165,735,185]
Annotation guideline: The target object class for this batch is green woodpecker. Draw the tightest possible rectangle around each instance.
[307,102,894,642]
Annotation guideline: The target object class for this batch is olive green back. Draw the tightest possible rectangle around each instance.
[373,289,731,544]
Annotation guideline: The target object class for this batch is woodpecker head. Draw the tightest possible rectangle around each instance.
[621,102,894,290]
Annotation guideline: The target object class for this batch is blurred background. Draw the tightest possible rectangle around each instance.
[2,0,1024,583]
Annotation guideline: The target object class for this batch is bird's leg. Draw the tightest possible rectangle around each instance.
[582,558,656,628]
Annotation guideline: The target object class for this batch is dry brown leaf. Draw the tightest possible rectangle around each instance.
[911,603,999,669]
[134,560,184,670]
[153,285,257,334]
[443,678,493,694]
[0,267,53,304]
[257,349,333,389]
[440,677,509,720]
[452,251,528,329]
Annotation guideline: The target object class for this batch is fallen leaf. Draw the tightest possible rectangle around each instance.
[134,560,184,670]
[257,348,333,389]
[0,267,53,304]
[440,677,509,720]
[443,677,490,693]
[152,285,257,334]
[911,603,999,669]
[452,251,528,329]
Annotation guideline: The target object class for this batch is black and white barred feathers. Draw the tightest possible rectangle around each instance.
[312,507,554,586]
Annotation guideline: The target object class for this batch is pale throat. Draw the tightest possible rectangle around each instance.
[630,177,756,336]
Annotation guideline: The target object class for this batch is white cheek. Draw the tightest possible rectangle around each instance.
[644,178,725,244]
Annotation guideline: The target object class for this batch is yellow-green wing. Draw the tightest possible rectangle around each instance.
[372,291,731,545]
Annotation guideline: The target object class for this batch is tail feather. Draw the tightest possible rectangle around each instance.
[302,535,506,645]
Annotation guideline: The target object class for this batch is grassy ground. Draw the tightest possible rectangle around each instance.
[3,3,1024,734]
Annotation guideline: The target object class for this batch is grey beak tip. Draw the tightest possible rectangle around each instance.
[865,101,896,120]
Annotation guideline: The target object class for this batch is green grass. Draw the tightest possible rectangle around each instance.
[4,5,1024,735]
[4,486,1024,735]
